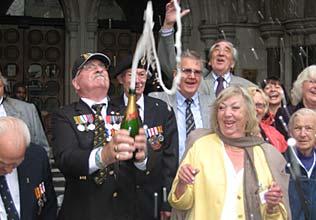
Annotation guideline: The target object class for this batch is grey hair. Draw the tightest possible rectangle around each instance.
[181,49,205,69]
[288,108,316,133]
[0,116,31,147]
[211,85,260,136]
[208,39,238,68]
[291,65,316,105]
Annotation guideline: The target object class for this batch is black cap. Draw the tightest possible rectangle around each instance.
[113,54,147,78]
[72,52,111,78]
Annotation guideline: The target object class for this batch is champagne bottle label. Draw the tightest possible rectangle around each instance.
[126,112,138,120]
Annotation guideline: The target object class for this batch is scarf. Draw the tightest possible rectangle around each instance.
[218,131,265,220]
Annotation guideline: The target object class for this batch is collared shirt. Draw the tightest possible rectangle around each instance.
[212,72,232,93]
[81,97,109,174]
[0,169,21,219]
[176,91,203,160]
[0,97,6,117]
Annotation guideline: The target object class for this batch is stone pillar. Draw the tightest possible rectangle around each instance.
[86,21,98,51]
[65,21,80,103]
[259,22,284,82]
[198,24,219,58]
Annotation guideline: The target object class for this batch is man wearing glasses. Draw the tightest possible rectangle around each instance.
[151,50,213,161]
[159,0,255,99]
[52,53,148,220]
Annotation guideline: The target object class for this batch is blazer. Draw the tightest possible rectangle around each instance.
[110,95,179,220]
[3,97,49,153]
[149,91,213,129]
[52,99,139,220]
[18,143,57,220]
[157,33,256,98]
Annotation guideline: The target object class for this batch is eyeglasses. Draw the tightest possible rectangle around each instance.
[255,103,266,109]
[293,125,315,134]
[181,68,202,76]
[81,62,108,72]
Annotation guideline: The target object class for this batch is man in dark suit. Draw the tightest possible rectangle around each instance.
[52,53,148,220]
[0,116,57,220]
[112,55,179,220]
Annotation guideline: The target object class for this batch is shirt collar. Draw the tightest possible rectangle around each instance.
[176,91,199,107]
[212,71,232,83]
[81,97,108,109]
[0,96,3,105]
[123,93,144,111]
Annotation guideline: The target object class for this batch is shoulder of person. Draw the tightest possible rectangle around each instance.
[25,143,49,162]
[231,75,256,87]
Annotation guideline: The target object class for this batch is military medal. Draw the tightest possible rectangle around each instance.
[87,123,95,130]
[77,124,85,131]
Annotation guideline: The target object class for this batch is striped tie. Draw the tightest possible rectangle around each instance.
[92,104,106,149]
[0,176,19,220]
[185,98,195,136]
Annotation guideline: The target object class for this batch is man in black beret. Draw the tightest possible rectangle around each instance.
[111,54,179,220]
[52,52,148,220]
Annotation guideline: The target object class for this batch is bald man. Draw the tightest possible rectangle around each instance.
[0,117,57,220]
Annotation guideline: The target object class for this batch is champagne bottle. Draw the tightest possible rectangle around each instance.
[120,89,142,159]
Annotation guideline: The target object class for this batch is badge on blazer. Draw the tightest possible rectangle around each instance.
[73,114,94,132]
[145,125,164,150]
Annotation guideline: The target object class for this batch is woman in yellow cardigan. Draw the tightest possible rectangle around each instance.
[169,86,290,220]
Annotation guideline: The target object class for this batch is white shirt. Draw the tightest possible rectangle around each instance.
[0,169,21,219]
[212,72,232,92]
[221,146,244,220]
[0,97,7,117]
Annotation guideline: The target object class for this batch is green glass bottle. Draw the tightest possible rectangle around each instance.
[120,89,142,159]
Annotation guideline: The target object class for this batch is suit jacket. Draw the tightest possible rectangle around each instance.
[149,91,213,129]
[111,95,179,220]
[18,143,57,220]
[52,99,139,220]
[157,33,256,97]
[3,97,49,153]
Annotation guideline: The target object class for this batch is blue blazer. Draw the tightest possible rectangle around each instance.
[18,143,57,220]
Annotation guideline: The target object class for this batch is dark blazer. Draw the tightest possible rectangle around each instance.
[52,99,136,220]
[18,143,57,220]
[111,95,179,220]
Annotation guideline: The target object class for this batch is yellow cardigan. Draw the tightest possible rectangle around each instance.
[169,133,287,220]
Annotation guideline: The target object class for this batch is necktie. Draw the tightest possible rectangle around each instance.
[92,104,108,185]
[92,104,106,149]
[215,76,225,97]
[0,176,19,220]
[185,98,196,136]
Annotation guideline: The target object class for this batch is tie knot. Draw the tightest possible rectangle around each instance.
[217,76,224,82]
[185,98,193,106]
[92,103,105,113]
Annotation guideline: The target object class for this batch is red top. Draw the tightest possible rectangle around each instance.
[260,122,288,153]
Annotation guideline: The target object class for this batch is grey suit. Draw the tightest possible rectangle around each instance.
[157,33,256,97]
[3,97,49,153]
[149,91,213,129]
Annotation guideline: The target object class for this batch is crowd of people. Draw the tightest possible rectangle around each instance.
[1,0,316,220]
